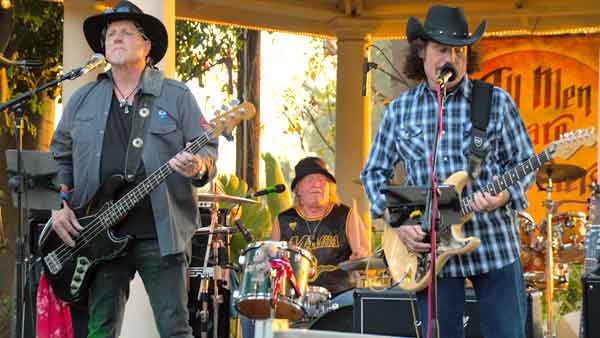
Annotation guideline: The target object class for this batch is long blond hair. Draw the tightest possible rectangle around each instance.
[292,179,339,209]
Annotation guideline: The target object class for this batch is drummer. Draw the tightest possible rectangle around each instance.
[240,156,370,338]
[272,156,371,296]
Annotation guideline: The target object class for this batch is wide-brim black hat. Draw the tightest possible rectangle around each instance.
[406,5,486,46]
[291,157,336,191]
[83,1,168,64]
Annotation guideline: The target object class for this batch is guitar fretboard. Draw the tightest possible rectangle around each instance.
[97,133,211,228]
[460,148,553,215]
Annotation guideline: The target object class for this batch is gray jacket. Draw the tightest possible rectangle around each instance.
[50,67,217,256]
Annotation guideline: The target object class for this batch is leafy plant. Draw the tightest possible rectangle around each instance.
[175,20,243,90]
[214,152,292,263]
[1,0,63,136]
[554,263,582,315]
[280,38,336,163]
[0,294,10,336]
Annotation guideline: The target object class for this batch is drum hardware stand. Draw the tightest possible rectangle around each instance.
[542,176,557,338]
[197,196,236,338]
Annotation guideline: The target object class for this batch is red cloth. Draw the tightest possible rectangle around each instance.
[36,273,74,338]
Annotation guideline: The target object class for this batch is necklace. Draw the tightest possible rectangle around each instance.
[304,218,323,245]
[113,81,139,114]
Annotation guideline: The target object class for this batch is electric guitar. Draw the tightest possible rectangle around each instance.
[38,103,256,302]
[384,127,596,292]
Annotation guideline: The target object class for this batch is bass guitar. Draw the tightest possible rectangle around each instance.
[384,127,596,292]
[38,103,255,302]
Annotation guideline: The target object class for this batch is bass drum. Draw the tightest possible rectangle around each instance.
[308,290,355,333]
[309,305,354,332]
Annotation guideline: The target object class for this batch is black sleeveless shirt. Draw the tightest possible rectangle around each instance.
[278,204,353,295]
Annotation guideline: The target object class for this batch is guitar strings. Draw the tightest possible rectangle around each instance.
[54,133,209,262]
[54,137,206,264]
[52,132,211,265]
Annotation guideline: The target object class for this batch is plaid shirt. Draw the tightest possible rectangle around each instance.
[360,76,535,277]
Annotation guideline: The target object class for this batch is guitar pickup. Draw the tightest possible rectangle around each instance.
[44,252,62,274]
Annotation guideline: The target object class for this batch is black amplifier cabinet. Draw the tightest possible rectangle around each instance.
[353,288,541,338]
[582,275,600,338]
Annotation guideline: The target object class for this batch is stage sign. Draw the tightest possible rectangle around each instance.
[473,35,600,223]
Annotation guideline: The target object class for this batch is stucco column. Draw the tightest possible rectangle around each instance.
[130,0,176,77]
[62,0,102,104]
[335,25,372,224]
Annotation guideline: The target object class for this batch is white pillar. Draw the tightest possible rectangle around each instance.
[62,0,102,105]
[129,0,176,77]
[334,24,372,225]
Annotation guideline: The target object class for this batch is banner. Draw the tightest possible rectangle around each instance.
[473,35,600,225]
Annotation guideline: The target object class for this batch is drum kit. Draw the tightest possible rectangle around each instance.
[518,162,591,337]
[190,191,388,337]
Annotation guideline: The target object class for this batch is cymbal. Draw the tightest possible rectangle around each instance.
[536,163,586,184]
[337,256,387,271]
[195,226,239,235]
[197,192,259,205]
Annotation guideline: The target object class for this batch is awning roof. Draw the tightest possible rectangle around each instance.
[176,0,600,39]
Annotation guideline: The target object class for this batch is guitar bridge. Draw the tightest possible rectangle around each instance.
[44,252,62,274]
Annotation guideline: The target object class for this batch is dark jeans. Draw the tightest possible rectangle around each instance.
[416,259,527,338]
[87,240,193,338]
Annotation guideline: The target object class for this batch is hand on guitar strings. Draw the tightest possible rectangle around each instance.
[470,176,510,212]
[51,201,83,247]
[168,142,210,178]
[397,225,431,253]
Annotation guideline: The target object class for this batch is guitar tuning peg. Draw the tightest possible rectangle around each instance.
[229,99,240,107]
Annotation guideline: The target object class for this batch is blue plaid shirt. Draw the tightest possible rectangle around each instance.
[360,76,535,276]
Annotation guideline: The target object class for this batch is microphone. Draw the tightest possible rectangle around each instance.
[78,53,106,77]
[436,62,457,86]
[362,57,369,96]
[0,54,42,67]
[234,219,253,242]
[249,184,286,197]
[64,53,106,80]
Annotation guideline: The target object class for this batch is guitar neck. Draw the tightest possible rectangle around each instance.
[460,149,552,215]
[98,133,211,226]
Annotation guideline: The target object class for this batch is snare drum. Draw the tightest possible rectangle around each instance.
[234,241,316,321]
[302,286,331,318]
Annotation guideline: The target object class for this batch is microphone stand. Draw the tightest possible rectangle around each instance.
[0,66,88,338]
[426,81,447,338]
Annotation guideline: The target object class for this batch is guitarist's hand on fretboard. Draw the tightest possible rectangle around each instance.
[470,185,510,212]
[51,202,83,248]
[397,225,431,253]
[169,142,211,178]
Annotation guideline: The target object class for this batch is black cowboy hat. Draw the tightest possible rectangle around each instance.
[291,157,336,191]
[406,5,486,46]
[83,1,168,64]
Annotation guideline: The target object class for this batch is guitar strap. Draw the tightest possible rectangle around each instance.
[468,80,493,179]
[124,94,154,182]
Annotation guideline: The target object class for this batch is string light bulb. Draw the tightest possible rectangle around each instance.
[0,0,11,10]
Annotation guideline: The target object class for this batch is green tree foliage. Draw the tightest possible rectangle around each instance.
[1,0,62,135]
[280,38,336,164]
[175,19,243,92]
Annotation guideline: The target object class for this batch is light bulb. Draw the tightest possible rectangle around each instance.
[0,0,11,10]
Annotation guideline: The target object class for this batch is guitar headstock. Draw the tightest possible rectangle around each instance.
[550,127,596,160]
[207,102,256,141]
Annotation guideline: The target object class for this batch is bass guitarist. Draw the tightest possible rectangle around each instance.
[360,5,534,338]
[49,1,216,337]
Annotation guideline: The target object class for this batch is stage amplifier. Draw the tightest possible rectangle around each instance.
[581,275,600,338]
[353,287,541,338]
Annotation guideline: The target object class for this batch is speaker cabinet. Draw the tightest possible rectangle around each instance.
[353,288,541,338]
[582,275,600,338]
